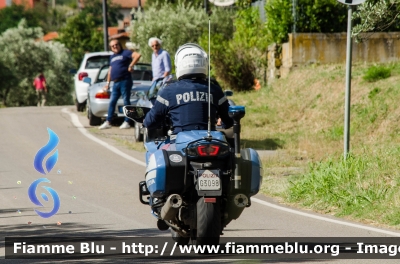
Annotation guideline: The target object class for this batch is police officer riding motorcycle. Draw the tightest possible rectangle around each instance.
[124,43,262,246]
[143,43,233,146]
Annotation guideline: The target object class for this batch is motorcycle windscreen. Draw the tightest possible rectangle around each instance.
[175,130,227,151]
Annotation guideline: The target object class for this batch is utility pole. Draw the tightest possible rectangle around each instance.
[102,0,109,51]
[292,0,297,33]
[336,0,366,159]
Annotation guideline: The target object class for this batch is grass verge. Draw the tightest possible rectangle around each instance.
[232,62,400,229]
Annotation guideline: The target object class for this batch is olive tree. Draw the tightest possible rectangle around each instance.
[352,0,400,41]
[0,20,73,107]
[130,2,208,64]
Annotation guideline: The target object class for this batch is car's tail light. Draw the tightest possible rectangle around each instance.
[95,92,110,99]
[78,72,88,81]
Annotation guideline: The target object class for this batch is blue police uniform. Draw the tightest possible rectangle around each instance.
[144,78,233,134]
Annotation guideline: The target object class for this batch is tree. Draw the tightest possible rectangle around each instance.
[144,0,204,8]
[0,4,41,34]
[352,1,400,41]
[80,0,123,26]
[39,5,77,33]
[131,2,209,63]
[0,20,73,107]
[58,13,104,67]
[199,6,265,91]
[265,0,347,44]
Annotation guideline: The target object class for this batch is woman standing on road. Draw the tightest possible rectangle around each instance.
[33,72,47,107]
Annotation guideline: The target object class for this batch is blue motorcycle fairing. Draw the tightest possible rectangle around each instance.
[240,148,263,196]
[145,151,167,197]
[248,148,263,196]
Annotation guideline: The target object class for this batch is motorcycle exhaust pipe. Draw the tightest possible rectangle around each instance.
[226,193,248,220]
[161,194,183,221]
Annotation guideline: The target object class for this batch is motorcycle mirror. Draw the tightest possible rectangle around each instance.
[224,90,233,97]
[123,105,151,123]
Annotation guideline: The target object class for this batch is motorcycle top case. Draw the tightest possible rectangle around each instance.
[145,149,186,198]
[239,148,263,196]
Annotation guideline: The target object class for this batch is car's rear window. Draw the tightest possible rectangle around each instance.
[85,56,110,69]
[96,67,109,83]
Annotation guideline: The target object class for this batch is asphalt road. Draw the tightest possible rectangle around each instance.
[1,106,400,263]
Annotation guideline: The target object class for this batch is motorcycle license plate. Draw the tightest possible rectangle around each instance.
[197,170,220,191]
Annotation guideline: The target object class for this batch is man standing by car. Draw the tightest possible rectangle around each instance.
[33,72,47,107]
[99,39,141,130]
[148,37,172,81]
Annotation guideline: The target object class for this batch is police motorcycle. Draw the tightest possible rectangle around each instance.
[123,44,263,246]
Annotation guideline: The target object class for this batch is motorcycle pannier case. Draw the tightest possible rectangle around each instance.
[238,148,263,196]
[145,149,186,198]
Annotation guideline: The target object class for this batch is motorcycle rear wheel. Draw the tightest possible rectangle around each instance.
[196,197,221,246]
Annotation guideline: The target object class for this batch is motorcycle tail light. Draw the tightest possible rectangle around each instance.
[197,145,220,156]
[78,72,88,81]
[95,92,110,99]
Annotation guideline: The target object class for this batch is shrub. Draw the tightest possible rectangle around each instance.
[265,0,347,44]
[199,7,265,91]
[363,65,391,82]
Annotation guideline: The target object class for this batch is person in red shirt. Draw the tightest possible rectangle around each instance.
[33,72,47,107]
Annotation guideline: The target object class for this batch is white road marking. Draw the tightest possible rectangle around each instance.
[251,197,400,236]
[61,108,146,167]
[63,107,400,237]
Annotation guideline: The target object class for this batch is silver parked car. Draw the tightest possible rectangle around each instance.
[84,63,153,137]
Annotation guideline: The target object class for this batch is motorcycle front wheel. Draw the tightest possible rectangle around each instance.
[196,197,221,246]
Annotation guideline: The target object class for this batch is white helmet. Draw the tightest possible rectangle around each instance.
[175,43,208,80]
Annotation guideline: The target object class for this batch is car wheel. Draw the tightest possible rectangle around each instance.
[80,100,87,112]
[75,98,80,112]
[88,103,101,126]
[134,122,143,142]
[75,99,86,112]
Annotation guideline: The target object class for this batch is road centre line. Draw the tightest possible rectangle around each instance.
[62,108,400,237]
